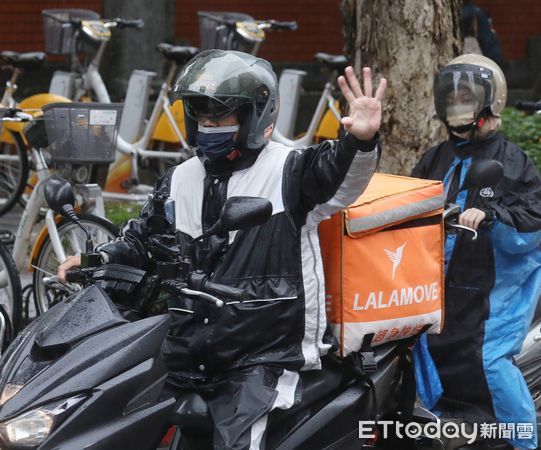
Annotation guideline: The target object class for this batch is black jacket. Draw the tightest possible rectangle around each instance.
[99,136,379,384]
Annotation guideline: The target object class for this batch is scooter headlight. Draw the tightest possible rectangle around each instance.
[0,408,54,447]
[0,394,86,448]
[0,383,23,406]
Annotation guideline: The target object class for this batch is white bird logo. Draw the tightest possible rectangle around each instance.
[384,242,407,280]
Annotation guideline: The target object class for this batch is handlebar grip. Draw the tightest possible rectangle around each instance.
[516,101,541,112]
[65,266,98,283]
[65,267,86,283]
[271,21,298,31]
[203,281,247,302]
[116,19,144,29]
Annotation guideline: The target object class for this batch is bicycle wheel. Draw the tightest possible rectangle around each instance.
[0,130,29,216]
[32,214,118,315]
[0,239,22,346]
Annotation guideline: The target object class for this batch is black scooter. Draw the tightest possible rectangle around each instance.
[0,176,429,450]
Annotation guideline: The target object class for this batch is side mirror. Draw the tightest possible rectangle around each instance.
[462,159,504,190]
[43,176,75,214]
[43,175,96,258]
[219,197,273,233]
[193,197,273,242]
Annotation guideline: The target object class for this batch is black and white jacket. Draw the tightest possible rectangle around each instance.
[99,135,379,384]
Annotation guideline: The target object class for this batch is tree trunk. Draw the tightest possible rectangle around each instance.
[102,0,175,100]
[342,0,462,174]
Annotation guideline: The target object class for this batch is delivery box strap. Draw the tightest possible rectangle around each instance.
[344,334,379,421]
[347,194,444,234]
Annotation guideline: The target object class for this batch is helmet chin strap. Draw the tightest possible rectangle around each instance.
[447,114,487,141]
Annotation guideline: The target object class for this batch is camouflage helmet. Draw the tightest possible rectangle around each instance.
[171,49,279,151]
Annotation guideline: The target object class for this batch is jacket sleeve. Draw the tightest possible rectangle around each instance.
[487,146,541,254]
[487,147,541,233]
[489,220,541,255]
[96,168,175,268]
[283,133,379,228]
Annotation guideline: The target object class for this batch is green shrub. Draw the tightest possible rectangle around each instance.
[105,201,143,228]
[500,107,541,168]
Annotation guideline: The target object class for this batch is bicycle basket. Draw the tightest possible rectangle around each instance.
[197,11,256,51]
[42,9,100,55]
[42,102,122,164]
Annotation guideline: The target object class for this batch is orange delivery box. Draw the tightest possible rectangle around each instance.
[319,173,445,357]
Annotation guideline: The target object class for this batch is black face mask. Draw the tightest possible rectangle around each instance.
[196,125,240,161]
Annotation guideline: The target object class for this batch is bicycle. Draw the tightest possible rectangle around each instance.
[0,231,22,350]
[273,52,346,147]
[0,51,71,216]
[0,107,118,316]
[43,9,198,199]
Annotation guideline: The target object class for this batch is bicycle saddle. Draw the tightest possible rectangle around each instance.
[0,51,46,70]
[156,44,199,66]
[314,52,349,74]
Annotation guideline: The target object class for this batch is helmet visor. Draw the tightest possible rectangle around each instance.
[434,64,493,128]
[184,96,240,121]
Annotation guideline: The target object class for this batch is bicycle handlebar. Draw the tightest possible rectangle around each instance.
[61,17,144,30]
[263,20,298,31]
[516,101,541,112]
[112,18,145,29]
[209,15,297,32]
[0,108,33,122]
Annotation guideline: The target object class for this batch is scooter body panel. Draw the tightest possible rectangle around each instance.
[0,286,174,449]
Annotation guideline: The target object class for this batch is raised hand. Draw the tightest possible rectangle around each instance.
[337,66,387,141]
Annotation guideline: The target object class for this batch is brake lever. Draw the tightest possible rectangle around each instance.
[42,276,78,293]
[446,222,478,240]
[180,288,224,307]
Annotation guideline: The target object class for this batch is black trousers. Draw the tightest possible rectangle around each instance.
[164,365,302,450]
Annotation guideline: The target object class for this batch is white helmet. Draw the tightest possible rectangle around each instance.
[434,54,507,133]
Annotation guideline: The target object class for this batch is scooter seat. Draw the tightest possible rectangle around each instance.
[0,51,46,70]
[314,52,349,73]
[156,43,199,66]
[168,356,346,432]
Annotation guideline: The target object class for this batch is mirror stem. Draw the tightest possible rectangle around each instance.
[61,204,92,246]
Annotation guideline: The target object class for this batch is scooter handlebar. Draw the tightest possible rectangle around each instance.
[516,101,541,112]
[65,267,94,283]
[188,271,247,302]
[202,280,247,302]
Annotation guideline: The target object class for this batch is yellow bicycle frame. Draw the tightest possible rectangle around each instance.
[151,100,187,144]
[314,100,340,142]
[1,93,71,144]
